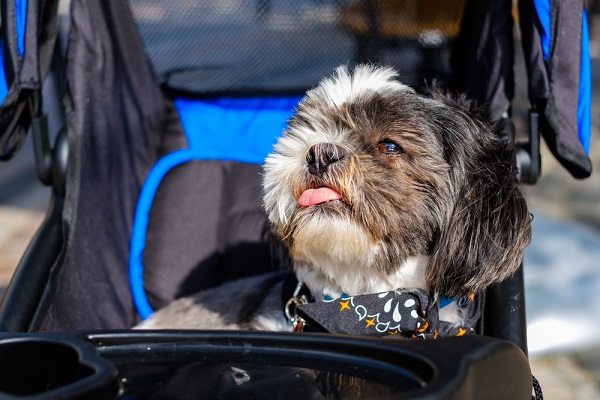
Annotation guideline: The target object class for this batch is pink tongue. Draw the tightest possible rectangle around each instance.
[298,187,342,207]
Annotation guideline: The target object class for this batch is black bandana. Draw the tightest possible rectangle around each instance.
[295,289,481,339]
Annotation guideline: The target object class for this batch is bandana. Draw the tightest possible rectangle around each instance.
[285,278,481,338]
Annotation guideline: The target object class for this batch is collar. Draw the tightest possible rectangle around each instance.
[282,272,481,338]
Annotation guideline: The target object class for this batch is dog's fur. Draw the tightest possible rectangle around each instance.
[137,65,531,330]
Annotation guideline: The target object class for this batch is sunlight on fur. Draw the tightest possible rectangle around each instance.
[139,64,531,336]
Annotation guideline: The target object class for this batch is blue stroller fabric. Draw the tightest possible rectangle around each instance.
[0,0,27,103]
[0,41,9,104]
[16,0,27,56]
[578,9,592,155]
[173,97,301,164]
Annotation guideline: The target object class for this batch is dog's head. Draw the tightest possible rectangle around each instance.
[263,65,531,297]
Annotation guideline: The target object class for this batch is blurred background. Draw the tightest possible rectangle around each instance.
[1,1,600,398]
[512,3,600,398]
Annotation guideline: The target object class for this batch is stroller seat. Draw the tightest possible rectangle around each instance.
[130,95,301,318]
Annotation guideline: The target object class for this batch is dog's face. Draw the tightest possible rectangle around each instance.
[263,65,531,297]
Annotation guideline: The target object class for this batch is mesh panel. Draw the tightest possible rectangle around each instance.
[129,0,466,95]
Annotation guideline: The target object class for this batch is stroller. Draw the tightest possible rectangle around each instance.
[0,0,592,398]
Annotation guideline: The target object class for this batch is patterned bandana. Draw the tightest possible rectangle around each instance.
[295,288,481,339]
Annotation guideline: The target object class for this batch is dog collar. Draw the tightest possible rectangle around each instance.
[282,273,481,337]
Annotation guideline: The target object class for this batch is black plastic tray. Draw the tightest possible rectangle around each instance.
[0,331,531,399]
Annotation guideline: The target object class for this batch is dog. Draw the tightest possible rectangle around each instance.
[137,64,531,333]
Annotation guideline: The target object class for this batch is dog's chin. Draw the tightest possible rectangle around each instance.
[290,209,390,296]
[291,209,375,268]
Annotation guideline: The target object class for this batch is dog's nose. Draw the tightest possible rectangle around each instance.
[306,143,347,176]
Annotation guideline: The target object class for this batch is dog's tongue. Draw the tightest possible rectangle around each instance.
[298,187,342,207]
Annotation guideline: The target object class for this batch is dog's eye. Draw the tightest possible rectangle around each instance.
[377,140,403,155]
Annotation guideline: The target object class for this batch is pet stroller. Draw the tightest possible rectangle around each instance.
[0,0,592,398]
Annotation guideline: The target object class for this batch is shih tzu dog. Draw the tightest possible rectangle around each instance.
[137,65,531,335]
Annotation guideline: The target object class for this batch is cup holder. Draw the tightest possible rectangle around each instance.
[0,335,120,400]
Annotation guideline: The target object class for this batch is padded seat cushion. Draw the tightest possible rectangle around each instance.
[130,96,300,318]
[143,160,278,311]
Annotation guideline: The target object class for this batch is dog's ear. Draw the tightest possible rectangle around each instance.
[426,91,531,297]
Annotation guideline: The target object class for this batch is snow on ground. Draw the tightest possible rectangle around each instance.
[525,211,600,355]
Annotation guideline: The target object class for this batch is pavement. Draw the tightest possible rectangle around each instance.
[0,136,50,290]
[1,7,600,400]
[522,145,600,399]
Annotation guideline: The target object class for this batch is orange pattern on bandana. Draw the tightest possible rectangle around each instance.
[296,289,482,339]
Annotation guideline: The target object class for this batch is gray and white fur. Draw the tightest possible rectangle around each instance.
[137,65,531,330]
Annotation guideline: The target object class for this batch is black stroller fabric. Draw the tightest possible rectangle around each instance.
[32,0,164,329]
[0,0,58,159]
[453,0,592,179]
[451,0,515,122]
[34,0,288,330]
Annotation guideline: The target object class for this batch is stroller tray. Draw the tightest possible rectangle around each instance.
[0,331,531,399]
